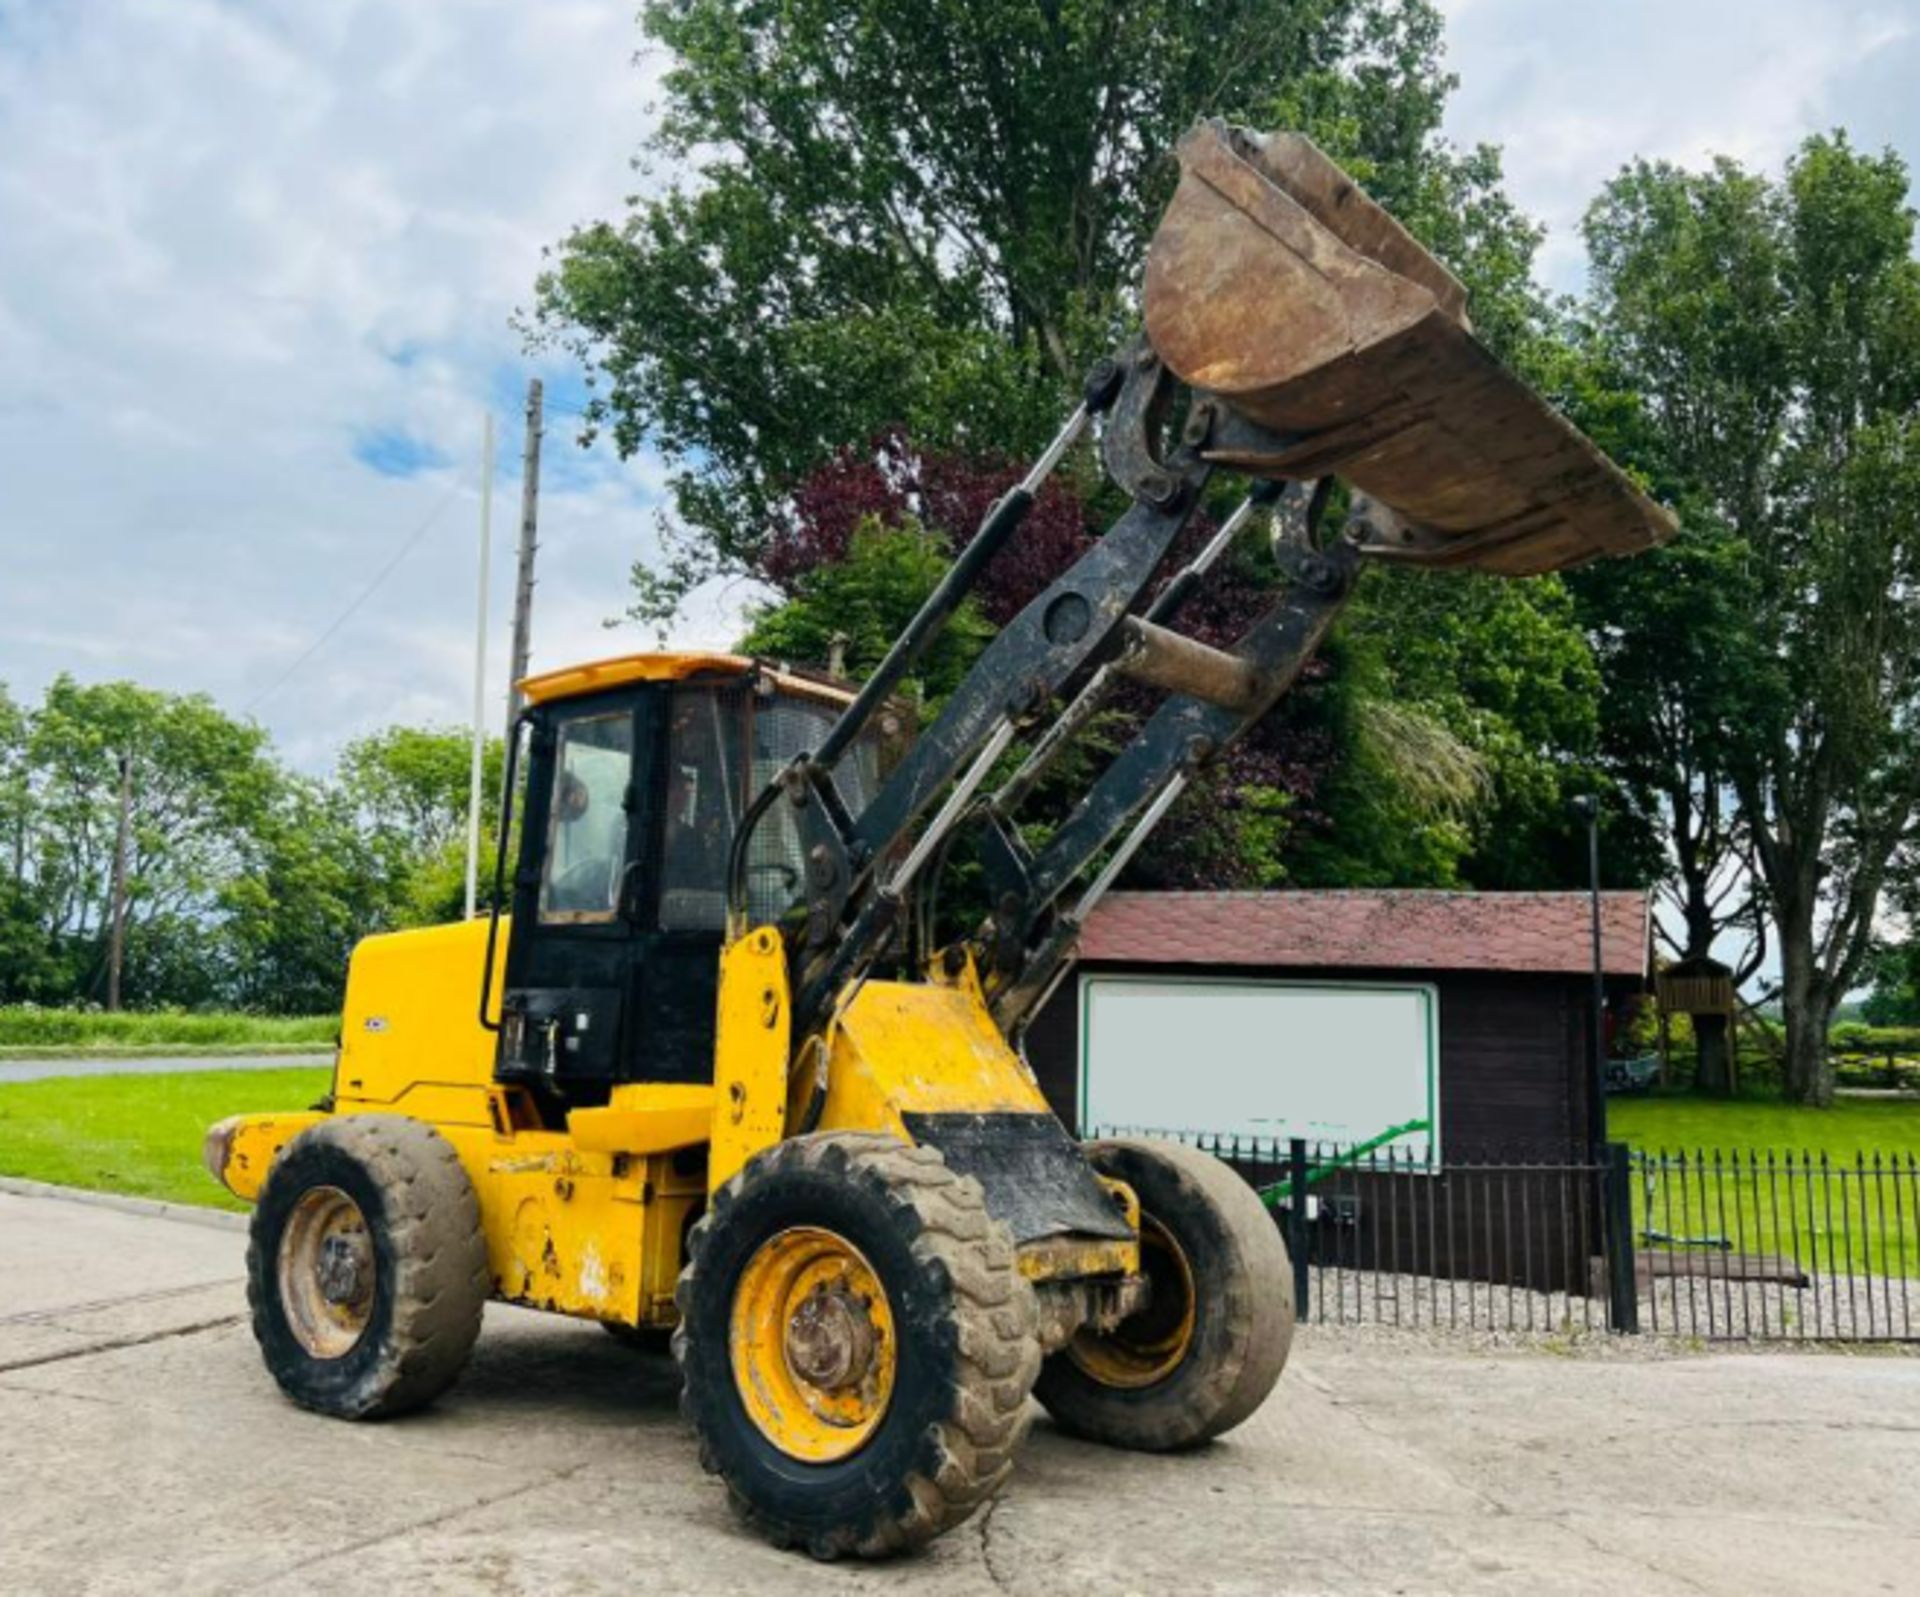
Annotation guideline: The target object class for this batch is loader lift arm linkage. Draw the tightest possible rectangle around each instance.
[729,121,1675,1056]
[728,337,1362,1049]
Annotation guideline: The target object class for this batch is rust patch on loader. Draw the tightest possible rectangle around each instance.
[1146,122,1676,577]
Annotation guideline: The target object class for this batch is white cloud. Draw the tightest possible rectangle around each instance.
[0,0,704,771]
[1436,0,1920,289]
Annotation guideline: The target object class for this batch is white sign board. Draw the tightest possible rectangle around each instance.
[1079,975,1439,1159]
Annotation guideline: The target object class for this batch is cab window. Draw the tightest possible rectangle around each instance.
[658,688,739,931]
[742,697,883,927]
[538,711,632,923]
[654,687,889,932]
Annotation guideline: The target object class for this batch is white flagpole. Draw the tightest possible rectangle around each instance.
[464,413,495,919]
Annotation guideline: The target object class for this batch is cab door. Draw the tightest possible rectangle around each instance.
[497,688,657,1096]
[629,682,750,1084]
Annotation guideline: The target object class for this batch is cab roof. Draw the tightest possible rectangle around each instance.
[517,651,859,710]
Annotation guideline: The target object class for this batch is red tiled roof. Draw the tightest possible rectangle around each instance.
[1078,890,1649,978]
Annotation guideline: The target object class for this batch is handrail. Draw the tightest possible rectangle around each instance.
[477,711,530,1034]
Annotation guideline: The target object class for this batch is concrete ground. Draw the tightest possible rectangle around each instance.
[0,1053,332,1083]
[2,1189,1916,1597]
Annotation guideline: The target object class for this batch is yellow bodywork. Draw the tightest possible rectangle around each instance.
[211,911,1135,1331]
[709,927,792,1192]
[815,958,1051,1133]
[518,650,857,710]
[215,917,706,1328]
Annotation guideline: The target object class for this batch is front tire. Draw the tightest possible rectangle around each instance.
[1034,1138,1293,1451]
[675,1133,1040,1559]
[246,1114,489,1420]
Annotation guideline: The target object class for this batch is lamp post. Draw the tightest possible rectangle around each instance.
[1569,794,1606,1141]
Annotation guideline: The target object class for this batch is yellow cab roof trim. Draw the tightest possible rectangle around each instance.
[517,651,857,710]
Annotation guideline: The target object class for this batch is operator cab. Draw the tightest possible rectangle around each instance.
[493,653,901,1111]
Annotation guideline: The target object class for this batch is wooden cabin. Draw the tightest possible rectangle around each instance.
[1022,890,1653,1290]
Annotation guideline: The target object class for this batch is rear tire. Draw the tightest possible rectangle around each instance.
[675,1133,1040,1559]
[1034,1138,1292,1451]
[246,1114,489,1420]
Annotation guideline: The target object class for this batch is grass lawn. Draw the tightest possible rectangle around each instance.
[0,1067,332,1211]
[1608,1094,1920,1281]
[0,1006,335,1057]
[1609,1094,1920,1159]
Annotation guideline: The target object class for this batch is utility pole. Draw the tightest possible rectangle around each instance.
[465,414,496,920]
[506,377,543,735]
[106,750,132,1011]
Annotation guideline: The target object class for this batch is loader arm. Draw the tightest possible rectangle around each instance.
[726,119,1676,1051]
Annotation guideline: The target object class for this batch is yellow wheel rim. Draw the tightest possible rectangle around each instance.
[277,1185,376,1360]
[1067,1213,1196,1390]
[729,1226,897,1464]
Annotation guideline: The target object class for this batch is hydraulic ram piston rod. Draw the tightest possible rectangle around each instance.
[989,488,1272,816]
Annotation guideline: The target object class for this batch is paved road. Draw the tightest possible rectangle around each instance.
[0,1052,332,1083]
[2,1187,1917,1597]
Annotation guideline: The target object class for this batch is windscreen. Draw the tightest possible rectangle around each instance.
[656,686,890,932]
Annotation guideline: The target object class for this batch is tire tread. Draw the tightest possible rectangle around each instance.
[246,1114,488,1419]
[1033,1137,1293,1451]
[674,1132,1039,1559]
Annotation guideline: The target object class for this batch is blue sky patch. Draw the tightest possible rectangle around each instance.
[352,428,450,478]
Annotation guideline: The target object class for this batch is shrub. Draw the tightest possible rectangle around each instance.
[0,1006,336,1050]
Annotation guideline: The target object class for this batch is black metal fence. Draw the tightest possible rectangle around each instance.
[1632,1147,1918,1341]
[1093,1128,1920,1344]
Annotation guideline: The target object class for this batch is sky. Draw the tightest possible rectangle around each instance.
[1,0,1917,776]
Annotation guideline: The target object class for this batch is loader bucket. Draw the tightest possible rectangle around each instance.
[1145,123,1676,576]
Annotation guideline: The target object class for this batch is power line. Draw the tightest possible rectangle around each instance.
[243,475,468,715]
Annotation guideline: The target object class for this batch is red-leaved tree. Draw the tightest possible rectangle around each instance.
[758,427,1092,624]
[751,432,1341,888]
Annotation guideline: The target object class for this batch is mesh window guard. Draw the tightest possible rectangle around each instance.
[659,683,889,933]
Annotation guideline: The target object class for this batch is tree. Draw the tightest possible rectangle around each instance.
[743,426,1635,896]
[530,0,1649,907]
[218,780,377,1016]
[338,725,499,863]
[0,676,523,1014]
[1547,322,1770,1092]
[1860,939,1920,1027]
[18,677,280,1006]
[0,684,64,1002]
[1568,517,1764,1093]
[1351,566,1656,889]
[1581,135,1920,1104]
[0,685,25,871]
[527,0,1538,622]
[758,428,1094,627]
[744,519,997,701]
[337,725,504,924]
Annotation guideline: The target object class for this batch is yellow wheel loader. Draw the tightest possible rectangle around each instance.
[206,123,1672,1559]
